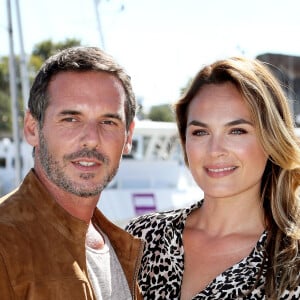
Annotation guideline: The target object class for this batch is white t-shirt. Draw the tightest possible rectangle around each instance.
[86,230,131,300]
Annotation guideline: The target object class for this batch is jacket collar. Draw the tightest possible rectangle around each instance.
[21,169,88,242]
[9,169,143,299]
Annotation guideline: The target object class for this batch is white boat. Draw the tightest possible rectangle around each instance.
[0,120,203,227]
[0,138,33,196]
[99,120,202,227]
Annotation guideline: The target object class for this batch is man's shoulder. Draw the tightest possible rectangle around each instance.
[0,189,34,249]
[0,188,18,206]
[0,195,30,267]
[0,188,27,219]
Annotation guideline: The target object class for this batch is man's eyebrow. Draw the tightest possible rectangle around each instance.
[103,113,123,121]
[57,111,122,121]
[58,110,81,116]
[187,118,253,127]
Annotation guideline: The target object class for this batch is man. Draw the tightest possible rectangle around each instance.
[0,47,143,299]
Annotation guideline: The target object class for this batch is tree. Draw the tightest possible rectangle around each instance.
[0,56,22,137]
[147,104,175,122]
[31,38,82,72]
[0,56,10,93]
[0,91,11,136]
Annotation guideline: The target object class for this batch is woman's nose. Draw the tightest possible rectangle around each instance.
[208,135,227,157]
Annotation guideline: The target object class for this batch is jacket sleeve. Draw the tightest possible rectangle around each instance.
[0,252,14,299]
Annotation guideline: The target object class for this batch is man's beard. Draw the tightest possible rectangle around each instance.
[37,131,118,197]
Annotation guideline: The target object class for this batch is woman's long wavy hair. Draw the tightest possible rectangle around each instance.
[175,57,300,298]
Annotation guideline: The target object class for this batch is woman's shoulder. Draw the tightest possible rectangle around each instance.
[125,200,202,239]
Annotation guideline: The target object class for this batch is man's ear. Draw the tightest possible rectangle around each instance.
[123,120,135,155]
[23,110,39,147]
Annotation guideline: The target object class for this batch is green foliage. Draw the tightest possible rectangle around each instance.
[32,38,81,62]
[0,56,11,93]
[147,104,175,122]
[0,90,11,136]
[28,54,43,75]
[0,56,23,137]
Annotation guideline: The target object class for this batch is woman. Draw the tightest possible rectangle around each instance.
[126,57,300,299]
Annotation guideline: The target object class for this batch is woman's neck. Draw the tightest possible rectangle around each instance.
[187,195,265,238]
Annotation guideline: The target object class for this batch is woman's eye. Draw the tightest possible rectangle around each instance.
[231,128,247,135]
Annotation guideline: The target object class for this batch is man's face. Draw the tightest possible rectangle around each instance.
[25,71,134,198]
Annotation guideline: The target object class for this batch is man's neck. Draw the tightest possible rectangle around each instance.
[86,222,106,250]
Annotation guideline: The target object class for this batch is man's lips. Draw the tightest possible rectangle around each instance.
[71,159,101,172]
[65,148,108,165]
[73,160,99,167]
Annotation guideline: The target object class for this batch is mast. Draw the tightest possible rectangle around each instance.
[7,0,22,186]
[15,0,30,111]
[93,0,106,50]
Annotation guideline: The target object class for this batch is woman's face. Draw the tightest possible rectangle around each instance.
[185,82,268,201]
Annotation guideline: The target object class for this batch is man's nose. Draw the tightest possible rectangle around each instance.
[80,122,100,149]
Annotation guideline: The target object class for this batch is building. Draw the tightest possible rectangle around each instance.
[256,53,300,125]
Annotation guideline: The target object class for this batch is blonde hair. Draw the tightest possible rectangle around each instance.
[175,57,300,298]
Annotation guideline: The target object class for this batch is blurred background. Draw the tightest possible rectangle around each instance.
[1,0,300,116]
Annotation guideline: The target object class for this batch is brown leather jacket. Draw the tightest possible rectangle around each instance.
[0,170,144,299]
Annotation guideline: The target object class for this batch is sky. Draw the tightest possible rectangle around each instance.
[1,0,300,110]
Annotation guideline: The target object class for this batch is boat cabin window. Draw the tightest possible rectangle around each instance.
[0,158,6,168]
[11,157,23,169]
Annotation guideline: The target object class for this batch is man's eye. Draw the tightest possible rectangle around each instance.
[63,117,77,122]
[192,130,208,136]
[101,120,117,125]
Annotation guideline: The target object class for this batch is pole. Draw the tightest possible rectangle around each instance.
[93,0,105,50]
[7,0,22,186]
[15,0,30,111]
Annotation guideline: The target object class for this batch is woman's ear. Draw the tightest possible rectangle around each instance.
[123,121,135,155]
[23,110,39,147]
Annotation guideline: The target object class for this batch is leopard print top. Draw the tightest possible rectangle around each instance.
[126,201,300,299]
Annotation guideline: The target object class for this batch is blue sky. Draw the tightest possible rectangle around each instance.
[1,0,300,110]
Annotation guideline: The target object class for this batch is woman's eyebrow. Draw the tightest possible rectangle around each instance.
[187,120,207,127]
[187,118,253,128]
[226,118,253,126]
